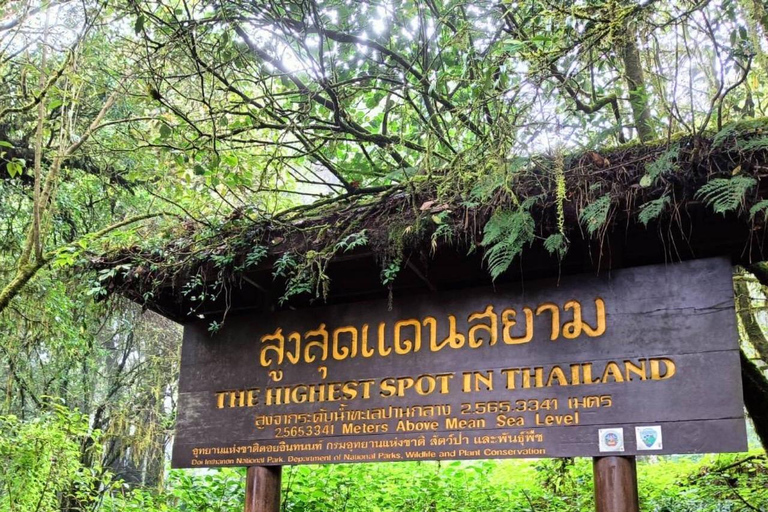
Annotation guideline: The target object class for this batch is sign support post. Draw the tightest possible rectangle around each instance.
[593,456,639,512]
[244,466,282,512]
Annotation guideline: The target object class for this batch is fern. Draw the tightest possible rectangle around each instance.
[749,199,768,220]
[695,176,756,215]
[481,208,535,280]
[579,194,612,236]
[468,172,507,203]
[543,233,569,259]
[712,125,737,148]
[638,195,670,226]
[641,146,679,187]
[737,136,768,152]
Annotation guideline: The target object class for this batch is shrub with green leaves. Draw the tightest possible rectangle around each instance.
[0,404,99,512]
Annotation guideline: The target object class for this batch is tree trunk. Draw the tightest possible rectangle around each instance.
[735,279,768,361]
[741,350,768,452]
[619,23,655,142]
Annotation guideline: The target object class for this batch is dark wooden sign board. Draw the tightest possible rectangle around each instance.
[173,257,747,470]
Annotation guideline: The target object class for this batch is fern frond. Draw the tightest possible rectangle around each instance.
[481,209,535,280]
[694,176,756,215]
[543,233,569,259]
[712,125,737,148]
[638,195,670,226]
[749,199,768,220]
[641,146,679,187]
[738,137,768,152]
[579,194,611,236]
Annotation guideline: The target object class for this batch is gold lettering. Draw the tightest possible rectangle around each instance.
[535,303,560,340]
[501,307,534,344]
[332,326,358,360]
[502,368,520,389]
[650,358,676,380]
[304,324,329,363]
[581,363,601,384]
[423,316,438,352]
[394,319,422,354]
[546,366,568,386]
[360,324,375,358]
[570,364,582,385]
[624,359,647,381]
[433,315,466,351]
[601,362,625,383]
[583,298,606,337]
[260,328,285,367]
[467,305,498,347]
[285,332,301,364]
[562,300,583,339]
[377,322,392,357]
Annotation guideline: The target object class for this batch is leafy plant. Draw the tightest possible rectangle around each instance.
[638,195,671,226]
[544,233,569,259]
[482,208,535,280]
[641,146,679,187]
[579,194,612,236]
[244,245,268,268]
[695,176,756,214]
[750,199,768,220]
[335,230,369,253]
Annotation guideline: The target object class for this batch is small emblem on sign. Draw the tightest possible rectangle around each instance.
[598,428,625,452]
[635,426,663,450]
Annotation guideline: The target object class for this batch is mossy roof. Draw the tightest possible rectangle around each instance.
[93,121,768,323]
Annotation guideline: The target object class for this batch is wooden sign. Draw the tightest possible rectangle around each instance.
[172,257,747,468]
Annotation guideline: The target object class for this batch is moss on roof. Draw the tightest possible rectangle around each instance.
[92,120,768,320]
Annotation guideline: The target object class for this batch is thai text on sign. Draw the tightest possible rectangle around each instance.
[172,257,747,468]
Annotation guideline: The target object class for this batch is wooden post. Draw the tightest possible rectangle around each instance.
[245,466,282,512]
[593,456,639,512]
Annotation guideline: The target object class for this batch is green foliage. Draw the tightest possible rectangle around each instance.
[101,453,768,512]
[273,253,298,279]
[638,195,671,226]
[165,469,244,512]
[335,231,369,253]
[0,403,102,512]
[641,146,680,187]
[482,208,535,280]
[750,199,768,220]
[544,233,569,259]
[695,176,756,215]
[380,260,402,286]
[579,194,612,236]
[244,245,268,268]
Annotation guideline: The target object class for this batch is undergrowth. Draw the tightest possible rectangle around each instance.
[97,452,768,512]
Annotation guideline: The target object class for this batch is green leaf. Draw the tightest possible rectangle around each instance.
[543,233,569,259]
[579,194,612,236]
[749,199,768,220]
[481,208,535,280]
[638,195,670,226]
[6,161,22,178]
[642,145,679,186]
[695,176,756,215]
[0,141,13,148]
[159,123,172,138]
[134,14,145,34]
[48,99,63,111]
